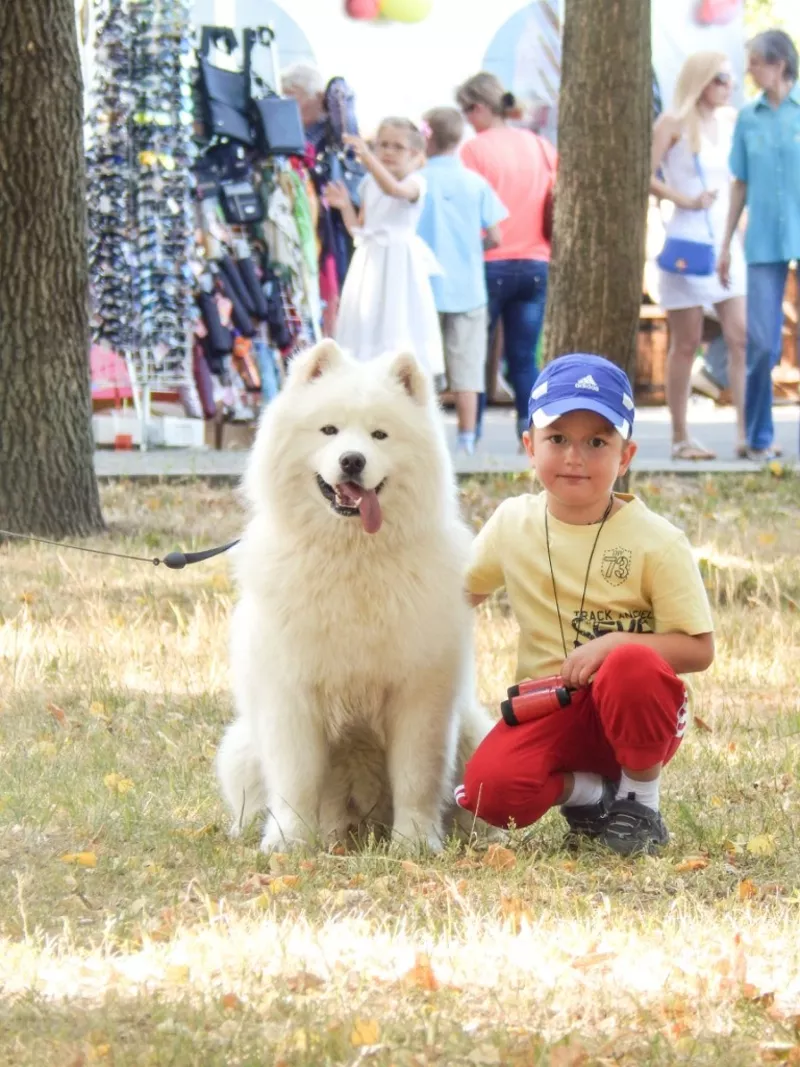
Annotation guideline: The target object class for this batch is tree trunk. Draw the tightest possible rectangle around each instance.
[543,0,652,385]
[0,0,104,538]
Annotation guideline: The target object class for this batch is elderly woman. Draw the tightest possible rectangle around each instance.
[282,63,328,151]
[719,29,800,461]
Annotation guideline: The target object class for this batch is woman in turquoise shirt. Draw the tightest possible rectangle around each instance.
[719,29,800,461]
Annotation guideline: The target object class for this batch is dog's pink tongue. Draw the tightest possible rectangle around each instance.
[337,482,382,534]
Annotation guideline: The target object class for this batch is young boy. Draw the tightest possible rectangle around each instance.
[416,107,507,454]
[454,354,715,855]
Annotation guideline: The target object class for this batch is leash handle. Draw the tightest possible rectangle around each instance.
[160,539,240,569]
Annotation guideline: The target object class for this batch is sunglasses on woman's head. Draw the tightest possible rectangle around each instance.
[711,72,732,86]
[462,102,478,114]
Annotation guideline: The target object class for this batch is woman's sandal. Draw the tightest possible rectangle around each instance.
[671,439,717,461]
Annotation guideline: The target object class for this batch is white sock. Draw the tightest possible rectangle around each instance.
[563,771,604,808]
[616,771,660,811]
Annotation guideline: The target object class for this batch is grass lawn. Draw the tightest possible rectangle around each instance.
[1,472,799,1066]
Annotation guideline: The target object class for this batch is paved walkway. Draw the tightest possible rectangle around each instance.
[93,401,799,479]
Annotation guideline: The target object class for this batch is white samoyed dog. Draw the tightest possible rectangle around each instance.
[216,340,493,853]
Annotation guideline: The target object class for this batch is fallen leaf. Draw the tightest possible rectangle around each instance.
[747,834,776,857]
[768,460,784,478]
[401,860,423,876]
[177,823,216,838]
[164,964,190,984]
[571,951,616,970]
[299,860,317,873]
[89,701,107,718]
[350,1018,380,1047]
[269,875,300,894]
[402,952,439,991]
[500,894,532,934]
[268,852,288,873]
[103,772,134,795]
[675,856,709,872]
[739,879,758,900]
[286,971,325,994]
[47,702,67,727]
[19,591,35,604]
[549,1039,589,1066]
[693,715,713,733]
[757,532,778,547]
[482,843,516,870]
[60,852,97,868]
[86,1044,111,1062]
[221,993,242,1010]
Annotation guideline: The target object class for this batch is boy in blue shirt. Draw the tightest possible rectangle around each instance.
[417,108,507,454]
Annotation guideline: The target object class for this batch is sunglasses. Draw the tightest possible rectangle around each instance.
[711,72,732,87]
[461,102,478,114]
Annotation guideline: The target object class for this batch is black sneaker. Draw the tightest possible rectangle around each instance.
[561,778,617,845]
[601,793,669,856]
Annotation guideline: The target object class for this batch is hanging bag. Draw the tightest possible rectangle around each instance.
[322,76,366,208]
[197,27,256,147]
[656,154,715,277]
[244,27,306,158]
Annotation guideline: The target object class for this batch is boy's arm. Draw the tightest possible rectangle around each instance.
[560,533,715,688]
[464,505,507,607]
[560,631,713,690]
[482,224,502,251]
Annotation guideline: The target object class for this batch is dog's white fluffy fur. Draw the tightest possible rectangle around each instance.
[216,341,493,852]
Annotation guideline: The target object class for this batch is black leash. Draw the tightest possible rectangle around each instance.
[0,529,240,570]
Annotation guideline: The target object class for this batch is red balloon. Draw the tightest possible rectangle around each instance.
[346,0,380,18]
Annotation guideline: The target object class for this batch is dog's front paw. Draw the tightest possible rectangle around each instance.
[391,812,443,855]
[259,814,314,854]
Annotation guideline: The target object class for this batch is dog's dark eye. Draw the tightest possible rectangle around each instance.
[320,425,339,436]
[371,430,388,440]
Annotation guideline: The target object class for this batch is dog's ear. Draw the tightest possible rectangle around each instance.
[390,352,429,405]
[290,340,345,384]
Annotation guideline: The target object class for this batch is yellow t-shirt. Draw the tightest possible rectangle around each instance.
[467,492,714,682]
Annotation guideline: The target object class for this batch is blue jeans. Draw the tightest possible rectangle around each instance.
[481,259,549,431]
[746,262,788,451]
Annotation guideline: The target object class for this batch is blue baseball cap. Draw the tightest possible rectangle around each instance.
[527,354,635,440]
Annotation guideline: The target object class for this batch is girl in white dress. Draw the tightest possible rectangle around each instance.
[652,51,747,460]
[324,118,444,377]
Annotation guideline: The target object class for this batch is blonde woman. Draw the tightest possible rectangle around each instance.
[456,72,556,443]
[651,52,747,460]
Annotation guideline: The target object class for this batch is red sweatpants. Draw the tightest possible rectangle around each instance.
[456,645,688,829]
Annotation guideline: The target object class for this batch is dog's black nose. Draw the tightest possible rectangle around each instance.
[339,451,366,478]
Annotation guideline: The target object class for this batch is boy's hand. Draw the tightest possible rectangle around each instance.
[560,634,618,689]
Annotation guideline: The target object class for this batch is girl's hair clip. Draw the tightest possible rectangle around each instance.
[501,91,516,109]
[419,119,432,139]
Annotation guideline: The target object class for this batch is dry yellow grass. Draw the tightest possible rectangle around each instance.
[1,473,799,1066]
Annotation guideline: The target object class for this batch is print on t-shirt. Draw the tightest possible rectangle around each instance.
[600,546,632,586]
[572,608,654,646]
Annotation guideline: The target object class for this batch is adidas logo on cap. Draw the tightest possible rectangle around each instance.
[574,374,600,391]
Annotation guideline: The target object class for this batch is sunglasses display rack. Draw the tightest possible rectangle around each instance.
[87,0,200,449]
[86,3,325,449]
